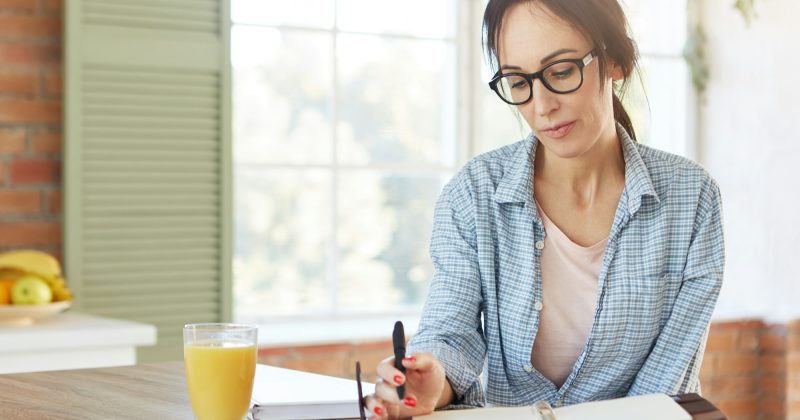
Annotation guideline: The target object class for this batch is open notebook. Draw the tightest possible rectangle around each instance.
[248,364,715,420]
[419,394,692,420]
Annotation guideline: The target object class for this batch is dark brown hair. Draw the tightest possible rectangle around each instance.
[483,0,639,140]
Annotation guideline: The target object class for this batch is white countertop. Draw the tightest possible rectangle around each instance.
[0,312,157,374]
[0,312,156,353]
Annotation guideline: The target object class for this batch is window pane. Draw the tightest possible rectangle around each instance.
[232,26,333,165]
[337,0,457,38]
[623,0,687,55]
[336,172,445,312]
[337,34,457,166]
[231,0,335,28]
[234,168,332,319]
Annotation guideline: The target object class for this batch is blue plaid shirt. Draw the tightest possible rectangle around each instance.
[407,124,725,408]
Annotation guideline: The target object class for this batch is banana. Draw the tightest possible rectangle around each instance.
[0,250,62,280]
[0,250,73,302]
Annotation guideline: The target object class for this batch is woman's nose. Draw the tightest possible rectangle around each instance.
[530,79,559,116]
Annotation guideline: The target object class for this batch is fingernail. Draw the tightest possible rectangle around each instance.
[404,396,417,407]
[403,356,416,362]
[393,375,404,385]
[374,406,384,415]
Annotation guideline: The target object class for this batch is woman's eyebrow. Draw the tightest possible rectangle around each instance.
[499,48,579,71]
[540,48,578,64]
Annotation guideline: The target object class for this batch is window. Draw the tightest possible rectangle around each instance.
[231,0,693,337]
[231,0,461,326]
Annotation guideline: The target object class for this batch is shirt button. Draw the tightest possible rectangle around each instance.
[524,365,533,372]
[535,240,545,250]
[534,301,543,311]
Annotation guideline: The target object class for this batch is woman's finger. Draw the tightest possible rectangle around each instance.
[363,394,388,419]
[376,379,418,409]
[375,356,406,390]
[401,351,434,372]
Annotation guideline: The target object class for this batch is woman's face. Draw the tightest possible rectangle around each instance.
[498,2,619,159]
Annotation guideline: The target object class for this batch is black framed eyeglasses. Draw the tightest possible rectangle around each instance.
[488,50,596,105]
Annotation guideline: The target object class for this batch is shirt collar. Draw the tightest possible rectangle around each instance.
[493,132,537,207]
[493,123,659,215]
[617,123,660,214]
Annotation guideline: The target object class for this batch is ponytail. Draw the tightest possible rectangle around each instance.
[612,92,636,141]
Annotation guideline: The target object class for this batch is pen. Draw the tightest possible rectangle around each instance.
[393,320,406,400]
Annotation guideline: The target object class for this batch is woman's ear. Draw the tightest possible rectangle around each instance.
[609,62,624,81]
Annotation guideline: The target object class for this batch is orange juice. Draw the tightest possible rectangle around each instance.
[184,340,256,420]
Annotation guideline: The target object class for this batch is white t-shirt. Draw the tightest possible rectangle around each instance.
[531,204,607,388]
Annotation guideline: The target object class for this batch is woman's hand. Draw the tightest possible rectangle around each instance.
[363,352,452,419]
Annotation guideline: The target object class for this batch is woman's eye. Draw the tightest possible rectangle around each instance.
[552,68,574,79]
[511,80,527,89]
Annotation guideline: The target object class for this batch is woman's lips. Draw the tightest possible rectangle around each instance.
[541,121,576,139]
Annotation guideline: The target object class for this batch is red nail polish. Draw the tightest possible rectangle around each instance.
[403,356,416,362]
[393,375,404,385]
[374,406,384,415]
[404,397,417,407]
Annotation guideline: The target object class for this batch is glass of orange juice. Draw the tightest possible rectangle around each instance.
[183,323,258,420]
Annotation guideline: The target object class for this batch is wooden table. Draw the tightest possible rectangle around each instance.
[0,362,192,420]
[0,362,726,420]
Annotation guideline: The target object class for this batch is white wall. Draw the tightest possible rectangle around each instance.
[701,0,800,322]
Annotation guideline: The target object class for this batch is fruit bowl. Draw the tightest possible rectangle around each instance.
[0,301,71,326]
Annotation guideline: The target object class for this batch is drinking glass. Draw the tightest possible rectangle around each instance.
[184,323,258,420]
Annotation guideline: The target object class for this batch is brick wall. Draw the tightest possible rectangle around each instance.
[258,340,394,384]
[701,320,765,419]
[762,324,788,419]
[0,0,63,258]
[788,321,800,418]
[698,319,800,420]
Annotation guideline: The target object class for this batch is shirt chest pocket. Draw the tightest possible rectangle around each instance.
[601,273,683,342]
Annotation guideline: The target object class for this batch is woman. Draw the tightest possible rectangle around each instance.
[364,0,724,417]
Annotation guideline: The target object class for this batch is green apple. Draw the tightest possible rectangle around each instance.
[11,275,53,305]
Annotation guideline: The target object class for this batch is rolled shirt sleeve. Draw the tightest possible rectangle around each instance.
[407,176,488,408]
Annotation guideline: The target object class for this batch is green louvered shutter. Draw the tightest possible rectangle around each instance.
[63,0,232,362]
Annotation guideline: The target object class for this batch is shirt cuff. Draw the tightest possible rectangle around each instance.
[407,341,485,408]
